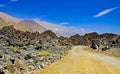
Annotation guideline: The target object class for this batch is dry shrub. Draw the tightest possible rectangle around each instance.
[14,61,21,70]
[7,63,15,73]
[83,46,91,50]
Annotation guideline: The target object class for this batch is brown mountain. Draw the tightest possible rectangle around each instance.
[0,12,46,33]
[0,12,21,23]
[0,18,30,32]
[18,20,46,33]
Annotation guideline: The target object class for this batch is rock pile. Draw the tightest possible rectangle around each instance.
[59,32,120,51]
[90,33,120,50]
[59,32,99,46]
[0,25,71,74]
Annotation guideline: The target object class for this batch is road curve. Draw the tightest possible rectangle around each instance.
[34,46,120,74]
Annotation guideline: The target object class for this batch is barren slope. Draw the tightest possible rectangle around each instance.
[18,20,46,33]
[34,46,120,74]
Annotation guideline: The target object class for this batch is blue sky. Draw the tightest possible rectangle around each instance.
[0,0,120,34]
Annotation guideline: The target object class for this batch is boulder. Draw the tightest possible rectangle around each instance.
[0,70,4,74]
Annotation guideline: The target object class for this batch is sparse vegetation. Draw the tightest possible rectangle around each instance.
[6,62,22,73]
[14,61,21,70]
[0,26,71,74]
[38,50,51,56]
[8,45,19,52]
[6,63,15,73]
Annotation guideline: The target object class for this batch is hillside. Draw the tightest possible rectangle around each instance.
[18,20,46,33]
[0,12,46,33]
[0,25,71,74]
[0,12,21,23]
[0,18,30,32]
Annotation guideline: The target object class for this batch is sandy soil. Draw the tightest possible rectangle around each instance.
[34,46,120,74]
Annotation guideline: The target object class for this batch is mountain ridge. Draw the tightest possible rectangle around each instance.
[0,12,21,23]
[0,12,91,37]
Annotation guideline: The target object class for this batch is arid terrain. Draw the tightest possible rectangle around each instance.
[0,12,120,74]
[34,46,120,74]
[0,0,120,73]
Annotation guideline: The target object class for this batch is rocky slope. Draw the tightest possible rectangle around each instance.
[59,32,120,48]
[0,25,71,74]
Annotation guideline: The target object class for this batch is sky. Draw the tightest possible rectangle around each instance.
[0,0,120,34]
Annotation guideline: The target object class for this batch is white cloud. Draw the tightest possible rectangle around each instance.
[59,22,69,25]
[93,7,118,18]
[10,0,18,2]
[0,4,5,7]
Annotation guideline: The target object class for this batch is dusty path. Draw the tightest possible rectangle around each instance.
[34,46,120,74]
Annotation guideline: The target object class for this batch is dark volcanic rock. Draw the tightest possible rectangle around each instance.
[59,36,71,46]
[0,25,71,74]
[24,54,32,60]
[0,70,4,74]
[40,30,58,39]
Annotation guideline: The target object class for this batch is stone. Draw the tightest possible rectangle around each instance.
[28,64,36,70]
[10,58,15,64]
[24,54,31,60]
[102,47,109,51]
[35,45,42,50]
[0,70,4,74]
[40,63,45,69]
[0,54,2,58]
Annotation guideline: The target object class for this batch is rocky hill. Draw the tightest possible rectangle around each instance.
[59,32,120,48]
[0,25,71,74]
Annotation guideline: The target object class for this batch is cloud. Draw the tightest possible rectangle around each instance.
[0,4,5,7]
[93,7,118,18]
[10,0,18,2]
[59,22,69,25]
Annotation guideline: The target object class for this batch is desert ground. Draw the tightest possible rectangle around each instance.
[34,46,120,74]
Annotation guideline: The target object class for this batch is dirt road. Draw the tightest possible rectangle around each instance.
[34,46,120,74]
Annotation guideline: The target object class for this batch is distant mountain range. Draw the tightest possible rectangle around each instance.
[0,12,91,37]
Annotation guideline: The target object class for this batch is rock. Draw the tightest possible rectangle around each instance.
[28,64,36,70]
[10,58,15,64]
[7,39,23,47]
[35,45,42,50]
[102,47,109,51]
[0,70,4,74]
[0,54,2,58]
[40,62,45,69]
[40,30,58,39]
[90,41,97,49]
[24,54,31,60]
